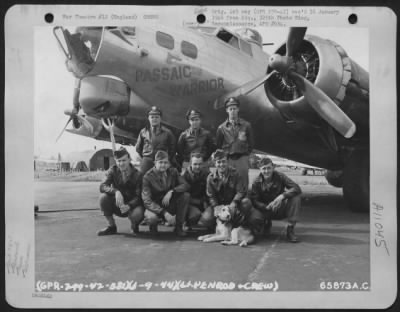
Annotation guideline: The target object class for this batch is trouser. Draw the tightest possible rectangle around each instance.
[187,199,215,228]
[99,193,144,225]
[228,155,249,188]
[246,195,302,232]
[144,192,190,227]
[139,156,154,175]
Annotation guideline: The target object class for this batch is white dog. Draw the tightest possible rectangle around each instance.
[198,205,255,247]
[198,205,232,242]
[221,226,255,247]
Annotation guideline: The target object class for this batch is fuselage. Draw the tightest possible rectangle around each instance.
[59,25,368,170]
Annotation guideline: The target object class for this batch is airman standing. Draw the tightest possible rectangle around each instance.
[136,106,177,174]
[177,109,215,172]
[216,97,254,187]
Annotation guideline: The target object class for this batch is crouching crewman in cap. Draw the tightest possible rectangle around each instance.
[98,147,144,236]
[142,150,190,237]
[206,149,250,228]
[249,157,302,243]
[182,152,214,230]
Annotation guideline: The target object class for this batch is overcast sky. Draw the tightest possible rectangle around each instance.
[34,26,368,159]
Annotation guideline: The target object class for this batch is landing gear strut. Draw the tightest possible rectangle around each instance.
[343,149,369,212]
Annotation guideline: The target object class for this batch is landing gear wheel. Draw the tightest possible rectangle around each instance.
[325,170,343,187]
[343,149,369,212]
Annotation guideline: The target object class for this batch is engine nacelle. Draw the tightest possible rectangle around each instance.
[66,115,103,138]
[265,35,369,133]
[79,76,130,118]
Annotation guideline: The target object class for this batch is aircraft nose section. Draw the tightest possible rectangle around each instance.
[79,76,130,118]
[53,27,103,78]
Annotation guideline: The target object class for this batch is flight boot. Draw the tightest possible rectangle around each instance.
[263,219,272,236]
[286,224,299,243]
[97,225,117,236]
[149,224,159,236]
[174,224,187,237]
[131,223,140,236]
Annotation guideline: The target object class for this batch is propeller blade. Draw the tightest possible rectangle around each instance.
[289,72,356,138]
[241,71,277,96]
[214,71,276,109]
[55,117,72,142]
[72,79,81,111]
[286,27,307,57]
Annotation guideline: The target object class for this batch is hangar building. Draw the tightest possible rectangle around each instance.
[65,149,116,171]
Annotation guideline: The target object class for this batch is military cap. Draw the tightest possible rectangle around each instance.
[186,109,202,120]
[258,157,273,168]
[113,146,129,159]
[190,152,204,160]
[224,97,240,108]
[212,149,227,161]
[154,150,169,161]
[148,106,162,116]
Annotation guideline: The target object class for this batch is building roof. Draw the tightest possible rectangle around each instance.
[64,150,97,164]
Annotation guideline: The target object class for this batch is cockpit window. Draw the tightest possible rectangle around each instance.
[121,27,136,36]
[216,29,240,50]
[181,41,198,59]
[156,31,174,50]
[239,39,252,56]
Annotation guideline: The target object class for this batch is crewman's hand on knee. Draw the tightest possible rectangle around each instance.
[120,204,130,214]
[115,191,124,208]
[162,190,173,207]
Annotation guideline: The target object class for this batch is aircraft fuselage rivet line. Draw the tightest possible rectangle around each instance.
[247,229,284,282]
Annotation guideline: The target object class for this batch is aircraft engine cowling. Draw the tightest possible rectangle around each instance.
[265,35,369,134]
[66,115,103,138]
[79,76,130,118]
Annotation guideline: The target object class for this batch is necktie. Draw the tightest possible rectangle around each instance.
[162,172,168,188]
[220,173,227,184]
[121,170,128,183]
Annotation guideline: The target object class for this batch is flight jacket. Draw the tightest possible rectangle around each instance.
[182,166,210,207]
[142,167,189,215]
[177,127,216,162]
[206,166,247,208]
[99,164,142,208]
[216,118,254,157]
[249,171,302,210]
[136,125,176,160]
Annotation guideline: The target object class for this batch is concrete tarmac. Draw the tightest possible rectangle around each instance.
[35,181,370,292]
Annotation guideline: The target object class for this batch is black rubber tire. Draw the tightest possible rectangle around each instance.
[343,149,369,212]
[325,170,344,187]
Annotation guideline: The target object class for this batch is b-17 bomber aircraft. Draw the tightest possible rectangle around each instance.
[53,25,369,212]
